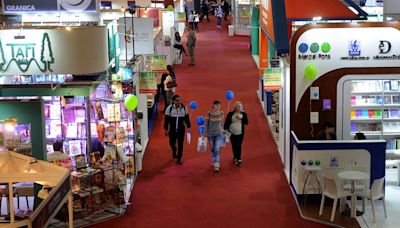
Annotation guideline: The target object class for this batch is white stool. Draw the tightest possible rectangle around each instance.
[174,49,182,64]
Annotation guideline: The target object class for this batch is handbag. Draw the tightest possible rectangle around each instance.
[166,79,177,88]
[197,137,208,152]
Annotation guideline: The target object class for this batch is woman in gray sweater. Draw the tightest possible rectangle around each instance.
[205,100,225,172]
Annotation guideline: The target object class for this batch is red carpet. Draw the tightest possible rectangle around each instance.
[91,17,326,228]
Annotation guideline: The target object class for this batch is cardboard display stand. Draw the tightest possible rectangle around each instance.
[0,151,72,228]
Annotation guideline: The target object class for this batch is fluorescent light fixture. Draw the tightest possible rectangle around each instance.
[65,26,72,31]
[386,16,394,21]
[348,6,358,14]
[312,16,322,21]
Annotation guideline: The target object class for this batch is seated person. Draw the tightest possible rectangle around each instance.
[354,132,366,140]
[315,122,337,140]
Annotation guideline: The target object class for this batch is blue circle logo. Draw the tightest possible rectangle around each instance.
[298,43,308,53]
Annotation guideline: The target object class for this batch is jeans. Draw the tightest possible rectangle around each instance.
[208,133,224,167]
[217,17,222,27]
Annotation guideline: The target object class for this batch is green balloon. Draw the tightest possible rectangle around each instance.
[305,65,317,81]
[321,42,331,53]
[124,94,138,111]
[167,5,174,11]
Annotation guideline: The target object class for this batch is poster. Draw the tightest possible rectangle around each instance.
[139,72,158,94]
[178,13,186,22]
[150,55,167,72]
[263,68,282,90]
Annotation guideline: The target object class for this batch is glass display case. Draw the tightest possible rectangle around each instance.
[233,0,251,35]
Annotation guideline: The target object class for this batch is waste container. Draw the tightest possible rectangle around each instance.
[135,143,143,172]
[228,25,234,36]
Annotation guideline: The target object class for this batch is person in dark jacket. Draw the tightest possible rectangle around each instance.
[201,0,210,22]
[164,94,191,164]
[315,122,337,140]
[224,101,248,166]
[223,0,230,21]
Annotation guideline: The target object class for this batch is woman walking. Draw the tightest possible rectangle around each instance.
[205,100,225,172]
[224,101,248,166]
[163,65,177,111]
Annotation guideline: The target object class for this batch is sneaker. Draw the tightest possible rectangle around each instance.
[214,167,220,172]
[237,160,242,166]
[176,160,183,165]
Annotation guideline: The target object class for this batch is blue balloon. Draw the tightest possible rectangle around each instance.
[198,125,205,135]
[189,101,198,110]
[196,116,205,125]
[225,90,234,101]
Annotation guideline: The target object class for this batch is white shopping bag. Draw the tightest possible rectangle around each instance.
[197,137,208,152]
[186,132,191,144]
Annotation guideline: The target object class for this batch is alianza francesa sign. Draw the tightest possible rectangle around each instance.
[0,27,108,75]
[295,27,400,111]
[1,0,98,13]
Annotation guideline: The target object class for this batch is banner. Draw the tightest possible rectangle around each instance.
[0,27,108,76]
[263,68,282,91]
[1,0,98,13]
[150,55,167,72]
[139,72,158,94]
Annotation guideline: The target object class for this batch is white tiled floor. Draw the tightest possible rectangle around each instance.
[357,170,400,228]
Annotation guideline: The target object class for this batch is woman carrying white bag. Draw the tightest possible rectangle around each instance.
[205,100,225,173]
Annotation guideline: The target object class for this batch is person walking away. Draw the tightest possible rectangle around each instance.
[164,95,191,164]
[201,0,210,22]
[193,11,200,31]
[163,65,177,110]
[173,32,187,57]
[187,27,196,66]
[224,101,248,166]
[188,11,194,30]
[215,5,223,28]
[205,100,225,172]
[223,0,230,21]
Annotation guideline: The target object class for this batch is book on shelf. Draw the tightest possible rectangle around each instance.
[383,109,389,118]
[356,110,362,119]
[384,81,391,91]
[69,140,82,156]
[391,80,399,91]
[390,109,399,118]
[376,96,383,104]
[49,103,61,120]
[375,110,382,118]
[66,123,78,138]
[96,124,105,141]
[75,109,86,123]
[104,126,116,143]
[75,154,87,169]
[94,102,104,120]
[351,96,356,105]
[362,110,369,119]
[393,95,400,104]
[111,82,124,100]
[368,110,375,118]
[107,103,121,122]
[384,96,392,104]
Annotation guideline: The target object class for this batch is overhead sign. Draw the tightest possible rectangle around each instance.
[0,27,108,76]
[295,27,400,111]
[139,72,157,94]
[1,0,98,13]
[150,55,167,73]
[263,68,282,91]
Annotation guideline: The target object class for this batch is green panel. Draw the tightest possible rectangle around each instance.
[0,87,96,97]
[0,100,46,160]
[251,7,260,55]
[268,38,276,60]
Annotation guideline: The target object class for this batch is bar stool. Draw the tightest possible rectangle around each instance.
[302,166,322,206]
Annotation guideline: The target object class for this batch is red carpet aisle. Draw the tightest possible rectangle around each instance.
[92,19,326,228]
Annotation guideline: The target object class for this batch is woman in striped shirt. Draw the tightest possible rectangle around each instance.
[205,100,225,172]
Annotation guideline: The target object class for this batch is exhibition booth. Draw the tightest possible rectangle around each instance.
[285,22,400,226]
[0,25,140,226]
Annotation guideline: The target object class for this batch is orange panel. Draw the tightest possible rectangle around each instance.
[259,32,269,70]
[260,0,275,42]
[285,0,358,20]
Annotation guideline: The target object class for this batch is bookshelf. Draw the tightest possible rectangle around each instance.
[349,80,400,154]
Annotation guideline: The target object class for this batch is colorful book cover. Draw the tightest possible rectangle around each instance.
[62,108,76,123]
[356,110,362,119]
[69,140,82,156]
[74,154,87,169]
[362,110,369,119]
[390,109,399,118]
[368,110,375,118]
[383,109,389,118]
[351,96,356,105]
[350,110,355,119]
[351,123,357,132]
[375,110,382,118]
[376,96,383,104]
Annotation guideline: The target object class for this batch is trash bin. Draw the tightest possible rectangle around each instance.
[228,25,234,36]
[135,143,143,172]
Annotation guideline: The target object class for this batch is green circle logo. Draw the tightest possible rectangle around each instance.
[321,42,331,53]
[310,43,319,53]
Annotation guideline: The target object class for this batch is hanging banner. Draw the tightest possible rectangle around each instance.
[139,72,158,94]
[0,27,108,76]
[263,68,282,90]
[1,0,98,13]
[178,13,186,22]
[150,55,167,72]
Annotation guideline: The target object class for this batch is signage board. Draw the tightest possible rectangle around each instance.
[263,68,282,90]
[150,55,167,72]
[295,27,400,111]
[162,11,175,37]
[139,72,157,94]
[1,0,98,13]
[119,17,154,60]
[31,174,71,228]
[260,0,275,43]
[0,27,108,76]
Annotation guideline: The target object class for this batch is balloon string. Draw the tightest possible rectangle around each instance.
[226,101,231,114]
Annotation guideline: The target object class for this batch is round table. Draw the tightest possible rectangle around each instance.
[337,171,370,218]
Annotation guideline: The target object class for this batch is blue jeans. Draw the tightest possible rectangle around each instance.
[208,133,224,167]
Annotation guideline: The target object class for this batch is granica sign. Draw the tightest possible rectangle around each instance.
[0,33,55,73]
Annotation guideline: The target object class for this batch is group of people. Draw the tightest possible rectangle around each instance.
[164,95,248,172]
[173,27,196,66]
